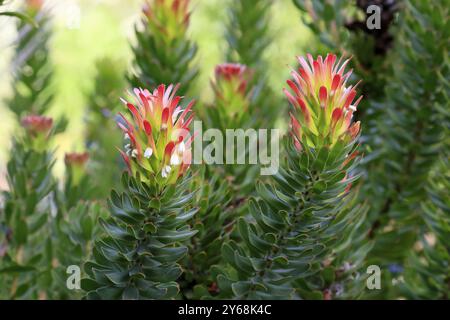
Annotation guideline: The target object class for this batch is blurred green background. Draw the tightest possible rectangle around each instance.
[0,0,311,188]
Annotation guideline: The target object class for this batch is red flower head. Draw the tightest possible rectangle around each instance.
[142,0,190,41]
[26,0,44,10]
[211,63,253,123]
[21,115,53,138]
[65,152,89,186]
[214,63,251,97]
[284,54,362,148]
[118,84,194,184]
[65,152,89,168]
[21,115,53,152]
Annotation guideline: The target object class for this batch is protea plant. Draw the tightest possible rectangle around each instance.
[54,151,94,211]
[142,0,190,43]
[21,115,53,151]
[0,114,56,299]
[225,0,279,129]
[117,84,194,185]
[82,84,198,300]
[219,54,369,299]
[177,64,254,298]
[130,0,198,94]
[207,63,254,130]
[285,54,362,148]
[64,152,89,185]
[0,0,38,26]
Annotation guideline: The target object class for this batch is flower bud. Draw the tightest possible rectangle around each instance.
[285,54,362,148]
[118,84,194,185]
[65,152,89,186]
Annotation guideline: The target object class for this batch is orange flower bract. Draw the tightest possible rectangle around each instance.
[285,54,362,147]
[117,84,194,184]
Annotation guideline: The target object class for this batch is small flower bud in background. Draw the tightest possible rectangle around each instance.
[214,63,251,99]
[142,0,191,43]
[117,84,194,185]
[21,115,53,136]
[21,115,53,151]
[64,152,89,167]
[26,0,44,11]
[65,152,89,186]
[211,63,253,123]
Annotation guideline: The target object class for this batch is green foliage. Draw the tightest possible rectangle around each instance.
[362,0,449,298]
[7,5,53,118]
[82,173,197,299]
[225,0,279,128]
[55,154,96,216]
[201,65,264,196]
[226,0,272,68]
[51,202,107,299]
[180,166,232,299]
[85,57,126,198]
[401,156,450,299]
[0,141,56,299]
[129,1,198,95]
[219,139,369,299]
[0,131,103,299]
[0,0,448,301]
[0,0,37,27]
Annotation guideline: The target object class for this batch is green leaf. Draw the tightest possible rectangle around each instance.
[15,217,28,245]
[122,286,139,300]
[149,198,161,210]
[322,3,335,22]
[0,265,36,274]
[0,11,39,28]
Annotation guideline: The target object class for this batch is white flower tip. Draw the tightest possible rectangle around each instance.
[161,165,172,178]
[178,141,185,153]
[144,147,153,159]
[170,153,181,165]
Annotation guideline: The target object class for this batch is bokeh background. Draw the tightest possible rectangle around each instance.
[0,0,311,188]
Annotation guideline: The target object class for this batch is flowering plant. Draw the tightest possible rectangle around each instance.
[21,115,53,151]
[285,54,362,148]
[117,84,194,185]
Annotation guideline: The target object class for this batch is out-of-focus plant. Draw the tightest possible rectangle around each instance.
[206,63,255,130]
[0,0,38,27]
[7,0,52,117]
[82,84,198,299]
[402,155,450,299]
[179,63,262,299]
[0,119,102,300]
[49,151,106,299]
[203,63,262,195]
[54,152,94,213]
[181,2,280,296]
[85,58,126,198]
[0,115,56,299]
[364,0,449,298]
[6,0,67,130]
[180,166,232,299]
[218,54,370,299]
[130,0,198,95]
[225,0,279,128]
[51,201,107,299]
